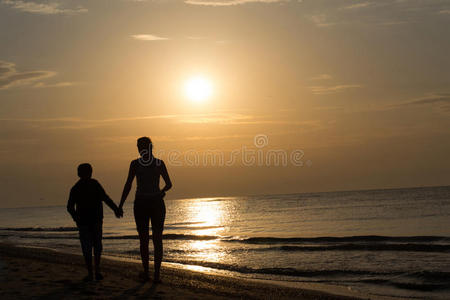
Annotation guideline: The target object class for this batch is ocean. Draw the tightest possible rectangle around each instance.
[1,186,449,299]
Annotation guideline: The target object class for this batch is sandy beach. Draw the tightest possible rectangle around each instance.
[0,243,362,300]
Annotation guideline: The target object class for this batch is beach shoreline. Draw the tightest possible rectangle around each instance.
[0,243,365,299]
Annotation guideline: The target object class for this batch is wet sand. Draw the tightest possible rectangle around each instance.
[0,243,362,299]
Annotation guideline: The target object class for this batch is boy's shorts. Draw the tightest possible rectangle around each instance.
[78,222,103,256]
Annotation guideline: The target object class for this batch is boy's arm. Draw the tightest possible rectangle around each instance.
[96,181,119,212]
[104,194,119,212]
[67,189,78,224]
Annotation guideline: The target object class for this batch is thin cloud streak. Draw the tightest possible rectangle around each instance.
[0,115,177,124]
[92,134,270,146]
[311,74,332,81]
[33,81,79,88]
[0,113,320,130]
[310,1,450,28]
[394,93,450,113]
[0,61,55,90]
[0,115,178,130]
[0,61,74,90]
[310,84,362,95]
[131,34,169,41]
[184,0,286,6]
[176,113,252,124]
[1,0,87,15]
[342,2,372,10]
[309,14,335,27]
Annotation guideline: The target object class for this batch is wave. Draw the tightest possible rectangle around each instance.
[2,229,449,246]
[224,235,450,244]
[0,227,78,232]
[164,225,223,231]
[166,222,205,226]
[120,243,450,255]
[104,234,217,240]
[155,259,450,291]
[0,232,217,241]
[99,235,450,250]
[272,243,450,252]
[360,278,450,292]
[0,225,222,232]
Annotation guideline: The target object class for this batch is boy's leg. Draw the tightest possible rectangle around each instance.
[92,222,103,279]
[78,225,94,279]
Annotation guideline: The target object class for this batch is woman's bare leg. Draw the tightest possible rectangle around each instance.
[152,230,163,281]
[138,229,150,275]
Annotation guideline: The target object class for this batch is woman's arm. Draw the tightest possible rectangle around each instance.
[160,160,172,194]
[119,161,136,210]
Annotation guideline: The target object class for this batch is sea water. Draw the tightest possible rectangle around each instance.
[1,186,449,299]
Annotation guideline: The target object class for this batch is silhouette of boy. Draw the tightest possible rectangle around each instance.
[67,163,121,281]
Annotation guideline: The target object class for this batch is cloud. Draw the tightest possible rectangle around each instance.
[184,0,286,6]
[310,1,450,28]
[0,112,318,130]
[395,93,450,112]
[0,115,177,130]
[380,21,410,26]
[342,2,372,10]
[177,113,252,124]
[310,84,362,95]
[311,74,332,81]
[33,81,79,88]
[1,0,87,15]
[185,36,205,40]
[131,34,169,41]
[309,14,335,27]
[0,61,74,90]
[0,61,55,90]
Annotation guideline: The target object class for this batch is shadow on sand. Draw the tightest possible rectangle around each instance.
[34,278,161,299]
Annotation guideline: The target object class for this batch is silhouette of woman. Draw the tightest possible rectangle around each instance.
[118,137,172,282]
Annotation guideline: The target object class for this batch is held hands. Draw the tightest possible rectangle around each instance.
[114,205,124,218]
[73,216,81,227]
[112,191,165,219]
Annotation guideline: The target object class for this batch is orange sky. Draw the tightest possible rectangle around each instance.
[1,0,450,207]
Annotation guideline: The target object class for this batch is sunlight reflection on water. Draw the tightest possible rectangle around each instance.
[184,198,227,236]
[180,198,228,262]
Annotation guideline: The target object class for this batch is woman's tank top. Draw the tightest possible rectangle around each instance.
[135,158,161,196]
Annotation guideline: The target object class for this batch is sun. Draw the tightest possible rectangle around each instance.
[184,76,213,103]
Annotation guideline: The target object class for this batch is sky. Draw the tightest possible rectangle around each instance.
[1,0,450,208]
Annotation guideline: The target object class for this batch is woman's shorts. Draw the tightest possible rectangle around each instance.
[133,195,166,234]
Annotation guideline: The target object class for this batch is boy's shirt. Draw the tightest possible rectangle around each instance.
[67,178,115,225]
